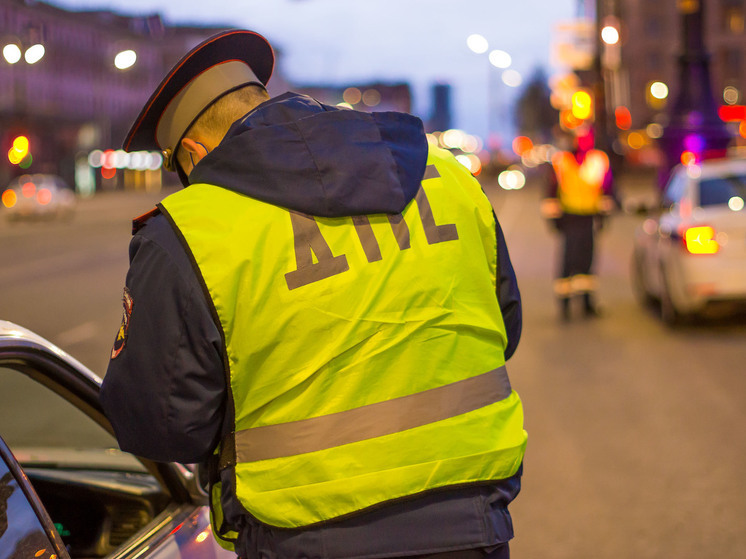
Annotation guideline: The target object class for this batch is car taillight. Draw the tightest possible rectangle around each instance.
[682,225,719,254]
[1,189,17,208]
[36,188,52,205]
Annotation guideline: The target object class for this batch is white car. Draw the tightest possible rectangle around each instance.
[631,157,746,325]
[0,320,235,559]
[2,174,76,221]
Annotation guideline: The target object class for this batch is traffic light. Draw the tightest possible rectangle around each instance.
[571,90,594,121]
[7,134,33,168]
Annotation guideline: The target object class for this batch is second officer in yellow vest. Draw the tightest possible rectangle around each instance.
[101,30,526,559]
[542,129,615,320]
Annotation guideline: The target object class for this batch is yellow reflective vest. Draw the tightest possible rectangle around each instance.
[159,145,526,533]
[551,149,609,215]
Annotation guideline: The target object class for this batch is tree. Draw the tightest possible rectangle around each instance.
[514,67,558,143]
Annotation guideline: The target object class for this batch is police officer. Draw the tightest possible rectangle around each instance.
[542,129,614,320]
[100,30,526,559]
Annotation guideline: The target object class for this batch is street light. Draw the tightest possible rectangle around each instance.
[502,69,523,88]
[600,25,620,46]
[488,50,511,69]
[114,49,137,70]
[466,34,521,142]
[3,43,21,64]
[24,44,45,64]
[466,34,489,55]
[3,42,45,65]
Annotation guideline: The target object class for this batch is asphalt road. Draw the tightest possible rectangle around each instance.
[1,174,745,558]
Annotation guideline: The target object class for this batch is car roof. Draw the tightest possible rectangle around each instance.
[0,320,101,386]
[6,174,68,189]
[696,157,746,178]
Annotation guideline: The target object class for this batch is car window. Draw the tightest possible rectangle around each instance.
[0,366,116,452]
[0,363,174,556]
[662,171,687,206]
[699,174,746,207]
[0,446,62,559]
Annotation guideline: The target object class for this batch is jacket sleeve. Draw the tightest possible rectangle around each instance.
[495,216,522,361]
[99,215,227,464]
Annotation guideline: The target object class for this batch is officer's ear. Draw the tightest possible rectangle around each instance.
[180,138,209,167]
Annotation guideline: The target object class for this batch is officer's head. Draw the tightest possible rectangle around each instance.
[122,30,274,186]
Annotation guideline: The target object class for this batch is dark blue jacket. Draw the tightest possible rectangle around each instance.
[100,93,522,558]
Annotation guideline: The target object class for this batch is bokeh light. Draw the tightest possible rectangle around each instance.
[684,226,719,254]
[723,86,740,105]
[502,69,522,88]
[455,154,482,175]
[498,168,526,190]
[466,34,489,54]
[488,50,511,69]
[512,136,533,157]
[650,81,669,100]
[24,44,45,64]
[21,181,36,198]
[601,25,620,45]
[2,189,18,208]
[88,149,163,171]
[647,123,664,139]
[560,110,583,130]
[36,187,52,205]
[441,129,465,150]
[614,106,631,130]
[362,89,381,107]
[627,131,645,150]
[343,87,362,105]
[680,150,697,166]
[114,49,137,70]
[8,135,30,166]
[729,196,745,211]
[3,43,22,64]
[571,90,593,120]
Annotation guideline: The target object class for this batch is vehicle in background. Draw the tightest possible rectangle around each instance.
[0,320,235,559]
[2,174,76,221]
[631,157,746,325]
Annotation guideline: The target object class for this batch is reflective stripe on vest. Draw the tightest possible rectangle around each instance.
[236,365,511,462]
[552,149,608,214]
[160,145,526,528]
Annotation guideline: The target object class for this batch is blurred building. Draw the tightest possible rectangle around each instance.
[596,0,746,155]
[427,83,452,133]
[294,82,413,114]
[0,0,229,189]
[1,0,423,193]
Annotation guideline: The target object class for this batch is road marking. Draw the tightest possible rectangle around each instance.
[56,321,99,346]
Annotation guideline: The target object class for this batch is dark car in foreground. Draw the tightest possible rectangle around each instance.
[0,320,234,559]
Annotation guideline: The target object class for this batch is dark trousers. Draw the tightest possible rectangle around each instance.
[558,213,595,279]
[237,544,510,559]
[411,544,510,559]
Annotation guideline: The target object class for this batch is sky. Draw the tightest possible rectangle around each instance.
[53,0,578,143]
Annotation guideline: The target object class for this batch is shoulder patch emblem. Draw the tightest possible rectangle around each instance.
[132,206,161,235]
[111,287,134,359]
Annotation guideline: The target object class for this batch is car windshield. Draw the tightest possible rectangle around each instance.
[699,174,746,207]
[0,366,143,472]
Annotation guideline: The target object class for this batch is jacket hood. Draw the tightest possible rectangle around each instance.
[189,92,429,217]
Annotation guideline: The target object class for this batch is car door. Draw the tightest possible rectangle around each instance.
[0,434,66,559]
[0,321,230,559]
[650,168,689,296]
